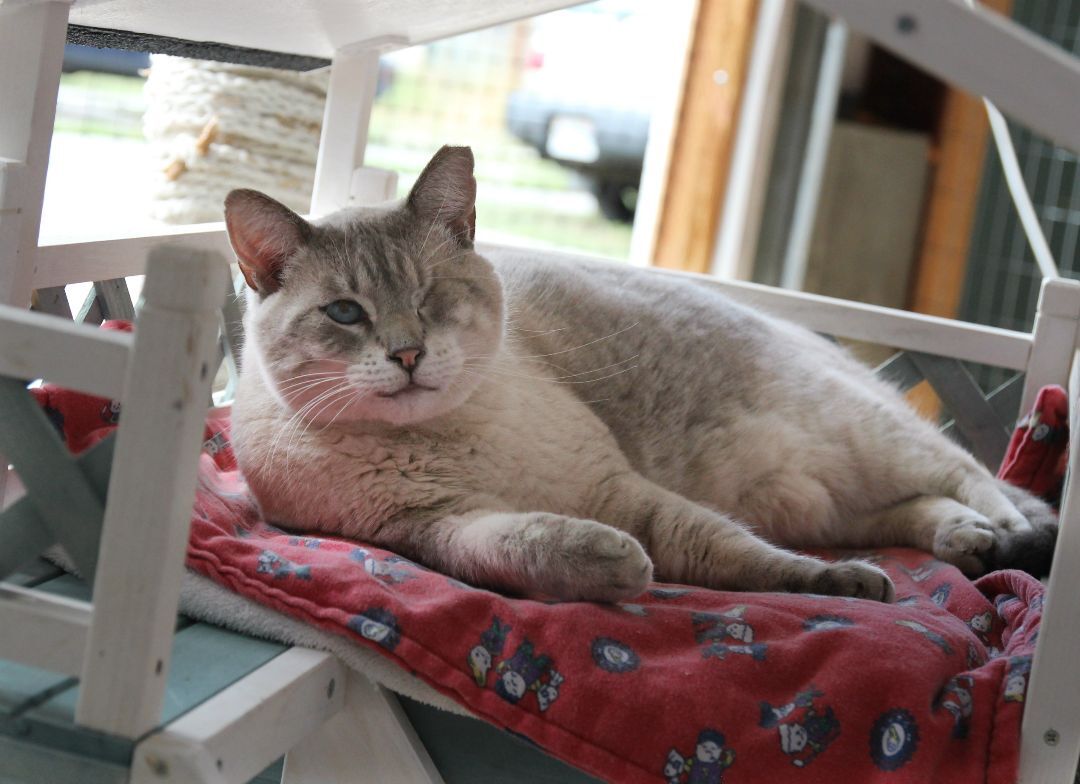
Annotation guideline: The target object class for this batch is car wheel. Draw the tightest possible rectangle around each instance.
[592,180,637,223]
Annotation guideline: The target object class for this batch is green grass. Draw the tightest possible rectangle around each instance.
[59,71,145,96]
[55,72,145,139]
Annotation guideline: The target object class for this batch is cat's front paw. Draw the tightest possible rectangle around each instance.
[811,560,895,602]
[933,511,996,576]
[551,519,653,603]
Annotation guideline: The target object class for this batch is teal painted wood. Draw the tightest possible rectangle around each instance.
[33,572,92,601]
[158,623,286,724]
[0,735,128,784]
[0,378,105,581]
[399,696,603,784]
[3,558,63,587]
[0,660,75,715]
[246,758,285,784]
[0,430,113,581]
[0,502,53,581]
[0,616,287,767]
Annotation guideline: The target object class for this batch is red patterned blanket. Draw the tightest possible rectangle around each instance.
[32,339,1057,784]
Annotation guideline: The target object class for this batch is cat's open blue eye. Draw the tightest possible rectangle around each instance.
[323,299,366,325]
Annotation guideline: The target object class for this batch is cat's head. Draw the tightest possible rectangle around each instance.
[224,145,503,426]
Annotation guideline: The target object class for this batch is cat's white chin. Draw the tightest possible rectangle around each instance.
[363,385,471,426]
[317,378,477,427]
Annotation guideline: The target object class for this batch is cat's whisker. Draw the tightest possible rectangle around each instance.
[421,232,473,269]
[275,382,351,474]
[507,326,569,336]
[276,378,345,399]
[284,384,358,475]
[276,369,346,384]
[506,322,641,360]
[486,355,639,380]
[427,274,493,282]
[463,354,638,381]
[319,386,369,432]
[461,364,639,386]
[265,381,350,474]
[277,373,342,388]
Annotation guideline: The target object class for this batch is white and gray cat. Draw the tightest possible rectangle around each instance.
[225,145,1056,604]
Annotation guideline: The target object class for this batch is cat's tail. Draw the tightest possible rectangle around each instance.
[987,480,1059,577]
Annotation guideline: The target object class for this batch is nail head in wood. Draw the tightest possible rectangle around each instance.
[1044,728,1060,746]
[146,754,169,776]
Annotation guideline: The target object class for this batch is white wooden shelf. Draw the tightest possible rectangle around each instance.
[58,0,588,60]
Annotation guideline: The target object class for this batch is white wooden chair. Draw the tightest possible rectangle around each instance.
[2,0,1080,782]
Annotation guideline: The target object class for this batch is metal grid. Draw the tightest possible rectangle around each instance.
[960,1,1080,337]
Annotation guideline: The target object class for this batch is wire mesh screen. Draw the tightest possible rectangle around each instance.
[960,2,1080,337]
[365,5,652,259]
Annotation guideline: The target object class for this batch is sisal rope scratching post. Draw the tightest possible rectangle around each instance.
[143,55,328,224]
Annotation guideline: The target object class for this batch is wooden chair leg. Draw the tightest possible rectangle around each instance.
[0,0,68,307]
[282,672,444,784]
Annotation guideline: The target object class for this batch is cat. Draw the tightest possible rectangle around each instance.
[224,145,1056,603]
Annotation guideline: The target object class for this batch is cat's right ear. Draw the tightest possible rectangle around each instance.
[407,145,477,246]
[224,189,311,296]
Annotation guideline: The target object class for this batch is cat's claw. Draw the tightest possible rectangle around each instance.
[811,561,895,603]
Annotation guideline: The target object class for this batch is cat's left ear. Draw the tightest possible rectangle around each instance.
[224,189,311,296]
[407,145,477,246]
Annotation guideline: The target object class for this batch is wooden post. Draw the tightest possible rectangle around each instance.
[1020,344,1080,783]
[711,0,796,280]
[908,0,1013,320]
[1019,277,1080,417]
[0,1,70,307]
[800,0,1080,156]
[310,49,383,216]
[131,649,345,784]
[650,0,759,274]
[76,246,227,737]
[282,672,444,784]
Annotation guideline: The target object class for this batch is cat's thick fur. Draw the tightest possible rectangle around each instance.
[225,145,1056,604]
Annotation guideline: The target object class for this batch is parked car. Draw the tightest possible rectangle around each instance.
[505,1,662,222]
[63,44,150,75]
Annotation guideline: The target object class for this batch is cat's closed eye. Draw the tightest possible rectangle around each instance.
[322,299,366,325]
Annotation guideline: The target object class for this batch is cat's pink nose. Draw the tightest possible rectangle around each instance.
[390,347,422,370]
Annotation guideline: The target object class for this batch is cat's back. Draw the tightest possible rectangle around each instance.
[481,246,924,518]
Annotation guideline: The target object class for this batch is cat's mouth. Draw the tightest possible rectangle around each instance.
[378,381,438,399]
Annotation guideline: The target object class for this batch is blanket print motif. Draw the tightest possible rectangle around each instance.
[33,361,1052,784]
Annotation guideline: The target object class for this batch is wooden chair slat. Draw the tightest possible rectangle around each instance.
[0,620,286,768]
[0,735,129,784]
[77,279,136,326]
[0,379,104,581]
[0,659,77,716]
[31,286,73,319]
[0,436,114,583]
[399,695,601,784]
[909,351,1012,468]
[874,351,925,393]
[940,373,1025,448]
[0,498,56,579]
[94,279,135,322]
[5,557,64,587]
